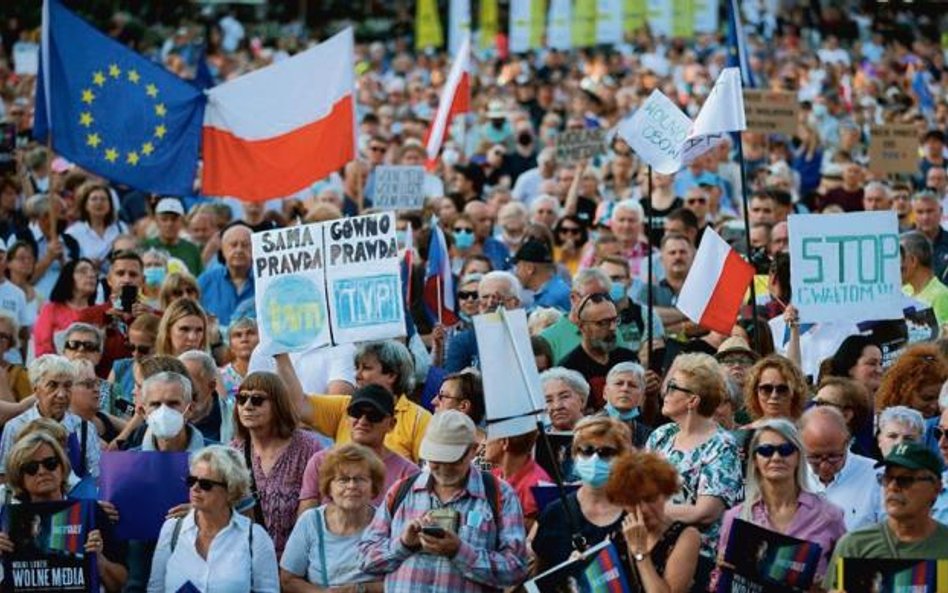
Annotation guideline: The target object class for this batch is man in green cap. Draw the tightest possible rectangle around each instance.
[823,442,948,591]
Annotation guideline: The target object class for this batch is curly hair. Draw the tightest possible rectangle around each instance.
[743,354,808,420]
[604,451,680,507]
[875,344,948,411]
[318,443,386,500]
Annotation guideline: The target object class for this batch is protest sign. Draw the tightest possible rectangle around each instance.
[595,0,623,45]
[252,222,331,354]
[869,124,918,177]
[616,90,692,175]
[2,500,98,593]
[473,308,545,439]
[716,519,822,593]
[525,540,630,593]
[372,166,426,210]
[838,558,948,592]
[325,212,405,344]
[788,212,902,324]
[99,452,189,541]
[547,0,572,50]
[555,129,606,164]
[743,90,799,136]
[859,304,939,368]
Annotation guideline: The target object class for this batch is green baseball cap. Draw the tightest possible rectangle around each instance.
[876,442,945,477]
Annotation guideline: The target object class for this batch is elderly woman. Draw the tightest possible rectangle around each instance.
[0,311,31,401]
[220,317,259,400]
[542,367,589,432]
[33,258,98,357]
[876,405,925,459]
[533,417,634,572]
[141,248,169,309]
[646,353,742,591]
[455,273,482,326]
[58,322,122,415]
[280,444,384,593]
[231,371,321,558]
[597,362,653,447]
[158,272,200,311]
[812,377,873,456]
[604,451,701,593]
[70,359,123,445]
[155,298,209,356]
[876,344,948,418]
[714,419,846,588]
[0,432,127,592]
[149,445,278,593]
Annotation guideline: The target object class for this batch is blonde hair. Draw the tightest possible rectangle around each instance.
[155,298,209,355]
[190,445,251,506]
[6,432,71,500]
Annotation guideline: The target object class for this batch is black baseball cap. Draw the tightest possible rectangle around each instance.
[513,239,553,264]
[347,384,395,417]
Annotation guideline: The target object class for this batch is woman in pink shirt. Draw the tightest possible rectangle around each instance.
[32,258,97,356]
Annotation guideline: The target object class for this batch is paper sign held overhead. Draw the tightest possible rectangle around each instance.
[555,128,606,164]
[372,166,426,210]
[869,124,918,177]
[744,89,799,136]
[616,89,692,175]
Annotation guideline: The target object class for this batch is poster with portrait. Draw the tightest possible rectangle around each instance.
[716,519,822,593]
[525,540,630,593]
[838,558,948,592]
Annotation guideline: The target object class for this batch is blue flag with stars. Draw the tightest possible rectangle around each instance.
[35,0,205,196]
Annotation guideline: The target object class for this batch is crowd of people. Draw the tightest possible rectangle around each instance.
[0,1,948,592]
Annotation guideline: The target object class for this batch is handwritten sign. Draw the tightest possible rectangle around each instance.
[789,212,903,324]
[325,212,405,344]
[555,128,605,164]
[869,124,917,176]
[742,90,799,136]
[373,166,426,210]
[617,89,692,174]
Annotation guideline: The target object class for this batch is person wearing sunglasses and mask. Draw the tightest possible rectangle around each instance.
[298,385,417,513]
[0,431,128,593]
[533,417,633,572]
[149,445,279,593]
[230,371,321,559]
[713,420,845,589]
[454,273,483,327]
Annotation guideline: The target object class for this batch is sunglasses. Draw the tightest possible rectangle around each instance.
[348,408,386,423]
[757,383,791,398]
[559,227,581,235]
[65,340,99,352]
[754,443,798,458]
[127,343,153,356]
[575,445,619,460]
[23,456,61,476]
[664,381,699,398]
[933,427,948,440]
[457,290,478,301]
[686,198,708,205]
[576,292,612,319]
[453,227,473,234]
[369,146,387,153]
[171,288,198,298]
[877,473,936,489]
[186,475,227,491]
[236,393,269,407]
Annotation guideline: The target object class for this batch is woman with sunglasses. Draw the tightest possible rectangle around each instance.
[231,371,321,559]
[876,343,948,419]
[280,443,384,593]
[149,445,278,593]
[742,354,808,427]
[645,353,742,591]
[33,258,98,357]
[533,417,633,572]
[454,273,482,326]
[0,431,128,592]
[713,419,845,588]
[552,215,588,277]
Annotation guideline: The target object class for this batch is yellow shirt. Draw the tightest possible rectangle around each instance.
[304,393,432,463]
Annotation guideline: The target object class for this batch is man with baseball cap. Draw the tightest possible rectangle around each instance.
[360,410,528,593]
[143,197,203,276]
[512,239,570,312]
[823,442,948,590]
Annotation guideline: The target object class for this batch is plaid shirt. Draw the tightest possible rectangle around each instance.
[359,468,528,593]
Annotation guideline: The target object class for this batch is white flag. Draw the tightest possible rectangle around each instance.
[681,67,746,163]
[616,90,693,175]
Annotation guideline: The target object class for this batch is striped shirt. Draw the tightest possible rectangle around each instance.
[358,468,528,593]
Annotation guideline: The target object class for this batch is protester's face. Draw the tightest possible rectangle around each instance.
[428,446,474,488]
[368,140,388,165]
[433,378,467,415]
[863,189,891,211]
[21,444,64,500]
[908,382,942,419]
[478,278,518,313]
[802,428,848,484]
[328,462,374,510]
[236,388,273,431]
[881,467,940,521]
[749,197,775,224]
[8,247,35,279]
[221,227,252,271]
[755,367,793,419]
[927,168,947,194]
[466,206,493,240]
[182,358,215,406]
[71,366,100,418]
[850,345,883,393]
[637,495,668,532]
[603,372,642,411]
[144,381,190,419]
[355,354,397,393]
[63,330,101,365]
[228,325,259,361]
[843,164,862,186]
[684,189,710,220]
[348,404,395,447]
[457,280,480,316]
[718,353,755,386]
[749,226,769,250]
[36,372,73,421]
[170,315,205,355]
[912,199,941,234]
[73,261,98,297]
[544,379,585,430]
[127,328,155,361]
[769,224,788,256]
[598,261,628,298]
[108,258,143,292]
[661,239,693,278]
[578,300,618,351]
[189,461,229,512]
[611,208,641,242]
[86,189,111,221]
[156,213,183,242]
[187,213,217,246]
[754,429,799,483]
[877,420,921,458]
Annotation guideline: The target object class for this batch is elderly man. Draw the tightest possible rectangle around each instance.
[359,410,528,593]
[800,406,881,531]
[561,293,637,410]
[768,221,789,257]
[581,200,651,275]
[910,191,948,279]
[900,231,948,326]
[862,181,892,211]
[197,222,254,327]
[0,354,100,478]
[823,443,948,591]
[512,147,557,206]
[634,233,695,335]
[496,201,529,254]
[133,370,213,452]
[529,194,561,229]
[512,239,570,312]
[595,362,652,447]
[444,271,522,372]
[463,201,509,271]
[143,198,202,276]
[179,349,234,443]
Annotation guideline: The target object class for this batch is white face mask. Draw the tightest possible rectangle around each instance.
[147,404,185,439]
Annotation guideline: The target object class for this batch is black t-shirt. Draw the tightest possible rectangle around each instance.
[560,345,638,411]
[640,196,683,246]
[532,493,629,572]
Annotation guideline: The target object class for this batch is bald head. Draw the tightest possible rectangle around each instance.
[221,224,252,274]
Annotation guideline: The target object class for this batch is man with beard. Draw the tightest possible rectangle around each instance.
[560,293,637,411]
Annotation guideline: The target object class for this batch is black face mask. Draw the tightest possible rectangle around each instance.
[517,132,533,146]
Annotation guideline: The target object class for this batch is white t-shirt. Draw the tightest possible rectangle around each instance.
[280,506,374,587]
[0,280,28,364]
[248,342,356,394]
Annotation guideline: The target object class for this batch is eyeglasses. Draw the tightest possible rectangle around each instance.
[580,316,618,329]
[22,456,61,476]
[236,393,270,408]
[877,473,937,489]
[348,408,387,423]
[369,146,387,153]
[686,197,708,205]
[754,443,798,458]
[457,290,478,301]
[435,391,464,402]
[65,340,99,352]
[664,381,699,398]
[127,343,153,356]
[933,427,948,441]
[576,446,619,460]
[186,475,227,491]
[757,383,791,399]
[812,399,848,411]
[333,475,371,486]
[806,452,846,465]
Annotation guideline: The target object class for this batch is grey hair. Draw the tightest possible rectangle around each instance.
[59,322,104,354]
[530,195,562,217]
[356,340,416,395]
[901,231,933,269]
[142,371,193,404]
[540,367,590,406]
[228,316,257,337]
[480,270,523,298]
[877,405,925,436]
[190,445,251,505]
[0,310,20,348]
[28,354,78,388]
[24,193,51,219]
[572,268,612,293]
[864,181,890,200]
[537,147,557,165]
[70,358,96,377]
[741,418,812,522]
[799,405,850,439]
[606,362,645,386]
[613,198,644,220]
[179,349,219,382]
[142,248,169,266]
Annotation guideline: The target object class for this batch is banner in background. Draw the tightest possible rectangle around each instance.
[373,166,426,210]
[448,0,471,55]
[415,0,444,50]
[571,0,597,48]
[743,90,799,136]
[693,0,720,33]
[646,0,673,36]
[616,89,692,174]
[595,0,623,45]
[530,0,547,49]
[478,0,499,54]
[509,0,533,54]
[672,0,696,38]
[623,0,647,33]
[556,129,606,164]
[869,124,918,177]
[547,0,572,50]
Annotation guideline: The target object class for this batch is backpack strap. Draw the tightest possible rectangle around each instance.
[170,516,184,552]
[480,471,503,547]
[385,472,421,517]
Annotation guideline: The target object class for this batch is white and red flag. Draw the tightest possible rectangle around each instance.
[425,32,471,165]
[201,28,356,201]
[424,221,458,325]
[676,228,754,335]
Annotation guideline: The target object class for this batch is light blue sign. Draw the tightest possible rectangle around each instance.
[332,275,402,329]
[261,275,327,350]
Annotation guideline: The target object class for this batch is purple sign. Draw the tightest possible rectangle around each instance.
[99,452,189,541]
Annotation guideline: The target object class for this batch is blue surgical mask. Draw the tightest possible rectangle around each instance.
[395,230,408,248]
[605,403,640,421]
[453,229,475,250]
[609,282,626,302]
[574,454,613,488]
[144,267,166,287]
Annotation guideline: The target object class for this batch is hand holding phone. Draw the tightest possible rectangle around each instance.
[420,525,446,538]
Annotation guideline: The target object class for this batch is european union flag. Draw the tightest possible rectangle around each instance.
[34,0,205,196]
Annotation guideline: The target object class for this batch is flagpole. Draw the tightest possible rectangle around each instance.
[436,275,444,325]
[735,134,760,353]
[646,166,654,368]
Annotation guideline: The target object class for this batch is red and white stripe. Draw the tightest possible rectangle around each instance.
[202,28,356,201]
[425,32,471,163]
[676,228,754,335]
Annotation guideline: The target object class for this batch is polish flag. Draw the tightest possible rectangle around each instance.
[676,228,754,335]
[201,29,356,201]
[425,33,471,164]
[424,221,458,325]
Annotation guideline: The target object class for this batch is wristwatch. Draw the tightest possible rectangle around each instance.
[633,552,646,562]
